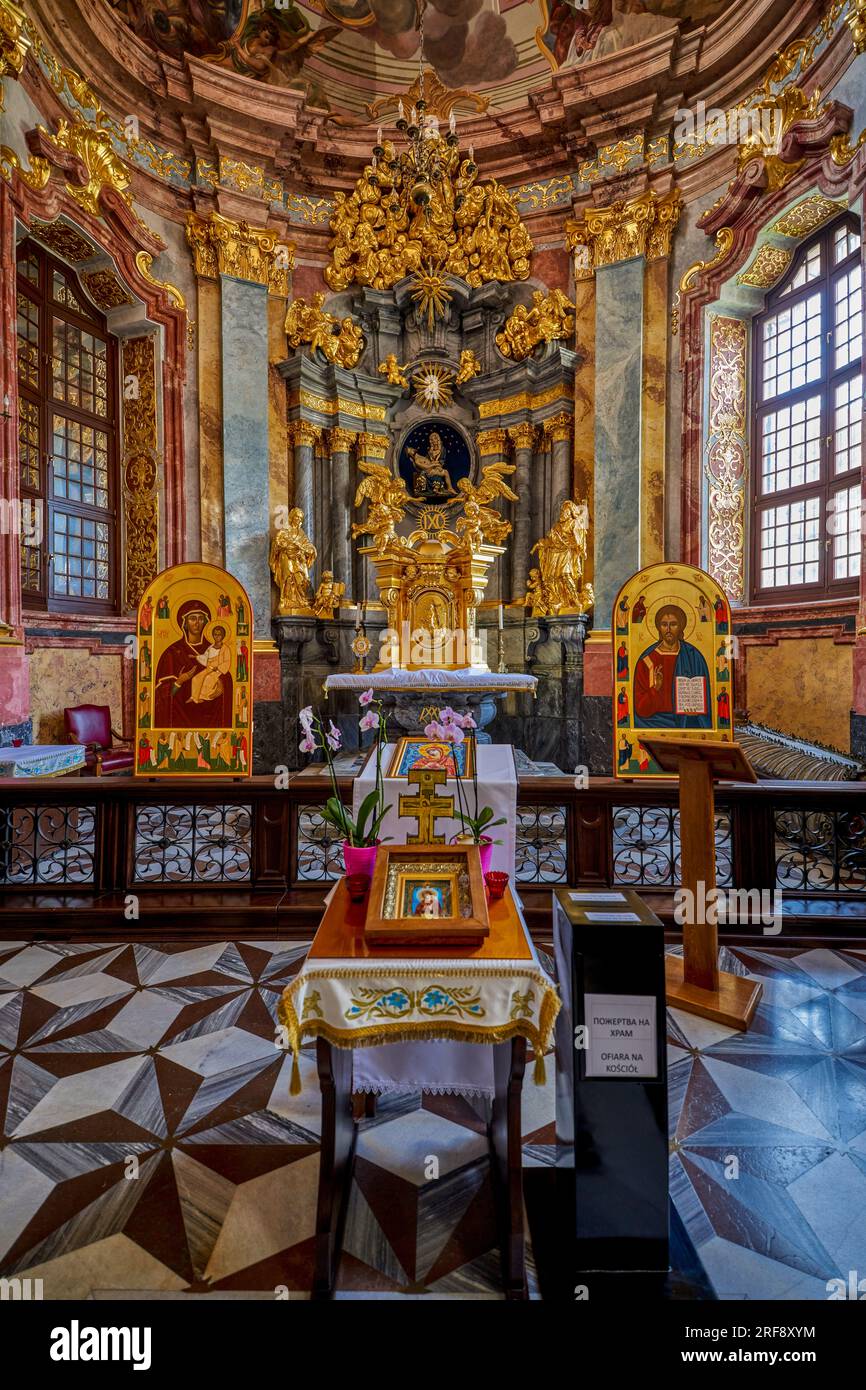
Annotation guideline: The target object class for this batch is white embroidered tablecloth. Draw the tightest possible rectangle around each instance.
[277,892,559,1100]
[325,668,537,693]
[352,741,518,877]
[0,744,86,778]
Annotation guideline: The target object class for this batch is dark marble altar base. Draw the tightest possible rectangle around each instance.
[580,696,613,777]
[851,711,866,763]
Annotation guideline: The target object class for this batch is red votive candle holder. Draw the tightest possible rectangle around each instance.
[346,872,371,902]
[485,870,509,901]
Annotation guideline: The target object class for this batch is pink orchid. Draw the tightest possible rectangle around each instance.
[359,709,380,732]
[358,688,375,707]
[299,706,314,731]
[460,712,477,730]
[326,720,342,751]
[440,722,465,745]
[299,734,316,754]
[438,706,459,725]
[424,721,447,740]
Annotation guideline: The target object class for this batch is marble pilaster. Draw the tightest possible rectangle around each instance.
[221,274,271,636]
[594,258,644,629]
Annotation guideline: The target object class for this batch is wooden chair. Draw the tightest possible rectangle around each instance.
[64,704,134,776]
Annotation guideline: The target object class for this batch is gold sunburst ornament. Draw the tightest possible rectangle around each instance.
[410,261,452,330]
[413,363,454,410]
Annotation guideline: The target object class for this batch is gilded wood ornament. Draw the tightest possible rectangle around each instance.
[705,317,747,602]
[285,293,364,368]
[612,563,733,781]
[269,508,317,615]
[455,349,481,385]
[352,460,410,552]
[377,354,410,387]
[736,245,793,288]
[397,767,455,846]
[455,460,518,549]
[324,140,532,293]
[135,562,253,778]
[495,289,574,362]
[525,501,592,617]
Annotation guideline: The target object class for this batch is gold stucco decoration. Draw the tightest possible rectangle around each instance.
[186,211,295,296]
[284,293,364,368]
[0,0,29,108]
[495,289,574,362]
[325,142,532,293]
[566,189,682,276]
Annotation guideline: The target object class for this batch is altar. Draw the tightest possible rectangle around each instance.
[351,739,519,875]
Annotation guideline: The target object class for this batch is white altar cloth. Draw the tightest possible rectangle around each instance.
[352,742,517,877]
[325,668,536,693]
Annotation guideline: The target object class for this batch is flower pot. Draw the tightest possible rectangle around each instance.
[343,841,378,878]
[452,833,494,877]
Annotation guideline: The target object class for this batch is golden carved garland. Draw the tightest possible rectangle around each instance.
[121,336,160,610]
[495,289,574,362]
[705,316,747,602]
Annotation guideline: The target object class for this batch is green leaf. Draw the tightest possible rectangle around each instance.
[354,788,381,844]
[477,806,494,826]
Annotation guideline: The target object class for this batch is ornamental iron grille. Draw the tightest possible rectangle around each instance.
[296,805,345,882]
[774,806,866,891]
[515,803,568,884]
[133,804,252,883]
[612,805,733,888]
[0,804,96,885]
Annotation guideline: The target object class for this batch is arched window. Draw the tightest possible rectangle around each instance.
[16,238,119,611]
[751,213,862,602]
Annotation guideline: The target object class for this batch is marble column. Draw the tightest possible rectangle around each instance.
[477,427,509,603]
[221,275,271,636]
[291,421,321,559]
[508,423,538,600]
[593,258,644,629]
[544,412,574,530]
[329,427,357,597]
[0,181,29,734]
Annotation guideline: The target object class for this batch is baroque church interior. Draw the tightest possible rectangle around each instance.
[1,0,866,1334]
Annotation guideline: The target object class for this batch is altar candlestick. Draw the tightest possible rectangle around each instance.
[354,606,361,631]
[398,100,404,121]
[498,603,504,631]
[377,126,382,145]
[449,110,456,134]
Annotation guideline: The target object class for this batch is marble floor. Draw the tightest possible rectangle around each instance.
[0,938,864,1300]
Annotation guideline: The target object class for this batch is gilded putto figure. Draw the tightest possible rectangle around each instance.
[455,460,518,548]
[495,289,575,362]
[312,570,346,619]
[352,460,411,552]
[284,293,364,368]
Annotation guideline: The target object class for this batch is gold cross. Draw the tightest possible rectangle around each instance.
[398,767,455,845]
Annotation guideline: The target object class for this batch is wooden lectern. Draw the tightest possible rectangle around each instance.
[639,737,763,1031]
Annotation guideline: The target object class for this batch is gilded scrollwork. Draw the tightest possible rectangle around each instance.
[705,316,747,602]
[565,189,682,275]
[121,336,160,610]
[186,211,294,296]
[0,0,29,107]
[284,293,364,368]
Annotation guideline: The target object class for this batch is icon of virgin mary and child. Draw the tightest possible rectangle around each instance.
[154,598,234,729]
[633,604,712,730]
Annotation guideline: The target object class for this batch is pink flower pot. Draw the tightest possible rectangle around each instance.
[343,842,378,878]
[478,837,494,877]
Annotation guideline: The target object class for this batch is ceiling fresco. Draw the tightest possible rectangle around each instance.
[107,0,738,113]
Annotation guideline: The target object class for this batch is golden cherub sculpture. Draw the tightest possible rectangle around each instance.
[526,499,594,616]
[312,570,346,619]
[351,459,411,553]
[455,459,518,549]
[285,293,364,369]
[269,507,317,615]
[377,354,410,388]
[455,348,482,385]
[495,288,575,362]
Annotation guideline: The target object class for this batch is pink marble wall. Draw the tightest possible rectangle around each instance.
[0,646,29,726]
[253,650,281,702]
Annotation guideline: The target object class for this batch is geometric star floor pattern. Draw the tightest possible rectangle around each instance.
[1,938,864,1300]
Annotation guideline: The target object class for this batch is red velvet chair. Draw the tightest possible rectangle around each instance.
[64,704,134,776]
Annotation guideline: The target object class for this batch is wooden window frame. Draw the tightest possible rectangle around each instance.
[16,238,120,614]
[750,213,862,605]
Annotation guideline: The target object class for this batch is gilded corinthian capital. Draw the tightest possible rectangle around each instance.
[186,211,295,296]
[288,420,322,450]
[329,426,357,455]
[566,189,682,277]
[507,422,538,452]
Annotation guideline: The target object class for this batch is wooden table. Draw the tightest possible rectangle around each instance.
[282,877,557,1300]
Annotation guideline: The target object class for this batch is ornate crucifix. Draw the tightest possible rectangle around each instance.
[398,767,455,845]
